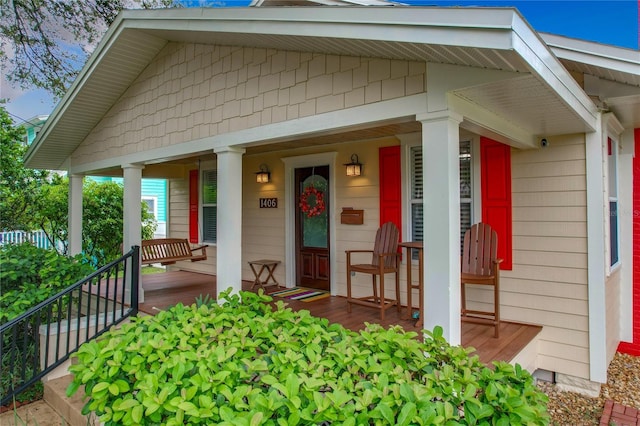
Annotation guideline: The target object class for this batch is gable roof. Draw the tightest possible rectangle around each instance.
[541,33,640,130]
[25,6,632,170]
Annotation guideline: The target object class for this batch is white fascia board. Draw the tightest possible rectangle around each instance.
[24,14,166,168]
[25,15,126,165]
[67,93,428,175]
[542,33,640,76]
[122,7,516,49]
[509,16,598,133]
[126,7,597,129]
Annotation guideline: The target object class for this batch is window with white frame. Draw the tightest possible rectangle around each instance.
[608,137,619,267]
[409,140,473,253]
[409,146,424,243]
[202,169,217,244]
[142,196,158,219]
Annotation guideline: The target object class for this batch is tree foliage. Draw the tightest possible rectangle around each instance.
[0,105,51,230]
[0,0,222,98]
[32,177,157,267]
[0,105,157,267]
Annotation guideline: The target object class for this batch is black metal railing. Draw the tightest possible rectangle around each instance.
[0,246,140,406]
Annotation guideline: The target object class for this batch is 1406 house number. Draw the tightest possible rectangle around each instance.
[259,198,278,208]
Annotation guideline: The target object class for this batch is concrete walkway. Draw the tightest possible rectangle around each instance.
[0,400,64,425]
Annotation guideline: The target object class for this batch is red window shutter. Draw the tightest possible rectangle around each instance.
[189,169,199,243]
[379,145,402,240]
[480,137,513,270]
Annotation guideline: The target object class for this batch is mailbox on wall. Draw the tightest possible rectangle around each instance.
[341,207,364,225]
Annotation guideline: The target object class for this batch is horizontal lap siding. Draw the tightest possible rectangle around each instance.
[606,269,621,363]
[509,135,590,379]
[168,176,216,274]
[333,140,400,301]
[241,139,406,300]
[242,158,286,286]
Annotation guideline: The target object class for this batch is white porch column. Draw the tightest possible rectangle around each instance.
[418,110,463,345]
[585,113,609,383]
[213,146,245,297]
[122,164,144,303]
[68,174,84,256]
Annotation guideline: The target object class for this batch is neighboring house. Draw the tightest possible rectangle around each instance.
[89,176,168,238]
[22,116,168,238]
[22,115,49,146]
[24,5,640,395]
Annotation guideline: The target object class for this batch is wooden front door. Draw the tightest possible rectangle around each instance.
[295,166,330,290]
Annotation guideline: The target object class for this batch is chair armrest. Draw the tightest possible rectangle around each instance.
[346,249,373,265]
[492,258,503,273]
[190,244,207,255]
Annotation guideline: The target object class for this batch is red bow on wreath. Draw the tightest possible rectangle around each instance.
[299,185,326,218]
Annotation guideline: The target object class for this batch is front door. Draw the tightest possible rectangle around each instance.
[295,166,330,290]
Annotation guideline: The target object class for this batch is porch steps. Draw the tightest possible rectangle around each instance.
[43,375,100,426]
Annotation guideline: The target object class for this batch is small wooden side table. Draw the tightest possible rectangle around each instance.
[399,242,423,328]
[248,259,281,290]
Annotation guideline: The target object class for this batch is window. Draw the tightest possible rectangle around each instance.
[409,140,473,253]
[409,146,423,243]
[459,140,473,249]
[202,170,217,244]
[142,196,158,219]
[608,137,619,267]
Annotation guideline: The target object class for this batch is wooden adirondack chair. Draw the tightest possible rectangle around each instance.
[346,222,401,320]
[461,223,503,338]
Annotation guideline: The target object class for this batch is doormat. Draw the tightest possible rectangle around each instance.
[269,287,330,302]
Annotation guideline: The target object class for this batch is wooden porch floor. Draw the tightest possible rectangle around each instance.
[140,271,541,366]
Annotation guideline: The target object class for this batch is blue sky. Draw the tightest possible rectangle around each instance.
[3,0,638,125]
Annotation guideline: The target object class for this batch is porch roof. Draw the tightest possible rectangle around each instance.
[541,33,640,131]
[25,6,606,170]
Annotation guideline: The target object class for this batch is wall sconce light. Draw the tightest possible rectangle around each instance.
[344,154,362,177]
[256,164,270,183]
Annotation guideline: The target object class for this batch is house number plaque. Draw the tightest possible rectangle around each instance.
[259,198,278,208]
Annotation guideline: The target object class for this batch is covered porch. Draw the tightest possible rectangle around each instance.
[139,270,542,368]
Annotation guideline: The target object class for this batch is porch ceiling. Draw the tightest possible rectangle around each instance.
[26,6,600,171]
[244,121,421,155]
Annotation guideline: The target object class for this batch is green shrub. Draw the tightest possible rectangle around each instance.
[0,243,94,324]
[68,290,548,425]
[1,242,94,405]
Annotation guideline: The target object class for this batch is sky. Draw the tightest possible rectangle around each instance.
[2,0,638,126]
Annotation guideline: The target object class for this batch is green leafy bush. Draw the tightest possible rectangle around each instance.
[68,290,548,425]
[1,242,94,405]
[0,243,94,324]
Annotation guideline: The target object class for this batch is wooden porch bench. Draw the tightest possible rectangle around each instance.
[141,238,207,266]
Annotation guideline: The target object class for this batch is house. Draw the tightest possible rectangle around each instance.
[21,116,169,238]
[24,5,640,395]
[21,115,49,146]
[89,176,168,238]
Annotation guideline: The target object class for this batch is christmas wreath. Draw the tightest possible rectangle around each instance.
[299,185,326,218]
